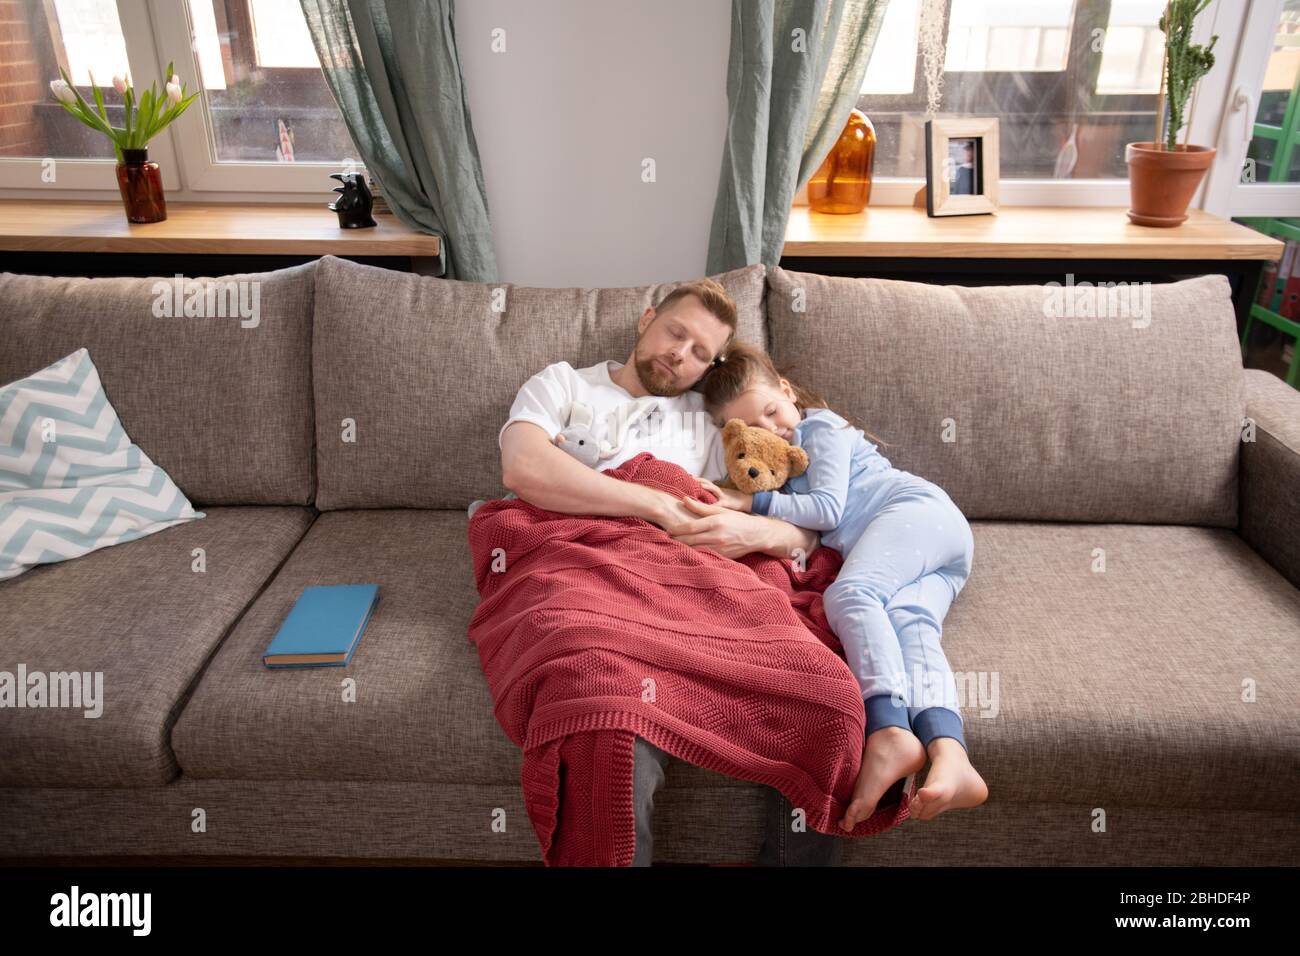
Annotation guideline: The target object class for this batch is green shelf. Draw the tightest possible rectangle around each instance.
[1237,217,1300,388]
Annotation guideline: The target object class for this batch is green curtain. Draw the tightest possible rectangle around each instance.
[707,0,889,273]
[299,0,496,280]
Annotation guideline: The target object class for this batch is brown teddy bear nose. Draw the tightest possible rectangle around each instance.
[747,467,759,478]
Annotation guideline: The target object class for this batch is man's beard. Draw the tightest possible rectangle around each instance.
[633,347,688,397]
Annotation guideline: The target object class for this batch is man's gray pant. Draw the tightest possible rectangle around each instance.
[631,735,846,866]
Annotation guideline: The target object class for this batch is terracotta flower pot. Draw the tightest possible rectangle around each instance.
[1124,142,1216,227]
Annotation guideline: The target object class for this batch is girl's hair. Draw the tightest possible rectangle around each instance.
[695,340,888,447]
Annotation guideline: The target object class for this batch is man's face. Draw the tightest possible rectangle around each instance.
[631,295,731,397]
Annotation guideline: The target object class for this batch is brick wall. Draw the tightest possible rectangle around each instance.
[0,0,45,157]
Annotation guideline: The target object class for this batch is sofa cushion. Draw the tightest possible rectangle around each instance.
[171,510,1300,814]
[766,267,1243,524]
[0,506,315,787]
[671,521,1300,813]
[310,255,767,510]
[0,262,316,507]
[171,509,520,783]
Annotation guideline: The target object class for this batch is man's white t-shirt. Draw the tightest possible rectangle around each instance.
[498,359,727,481]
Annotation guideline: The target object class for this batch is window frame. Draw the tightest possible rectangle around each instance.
[0,0,183,192]
[800,0,1282,210]
[0,0,361,199]
[3,0,1295,215]
[1200,0,1300,218]
[148,0,364,193]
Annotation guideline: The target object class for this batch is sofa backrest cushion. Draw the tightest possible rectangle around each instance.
[311,255,766,510]
[0,263,316,506]
[766,266,1243,525]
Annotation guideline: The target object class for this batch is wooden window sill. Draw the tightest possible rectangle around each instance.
[783,205,1283,261]
[0,200,441,257]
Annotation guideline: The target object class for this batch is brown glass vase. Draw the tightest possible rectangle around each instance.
[808,109,876,213]
[115,148,167,224]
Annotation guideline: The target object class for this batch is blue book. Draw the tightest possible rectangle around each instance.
[263,584,380,668]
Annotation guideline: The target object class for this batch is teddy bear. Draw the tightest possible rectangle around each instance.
[713,418,809,493]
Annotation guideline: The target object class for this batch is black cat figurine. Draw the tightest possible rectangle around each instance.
[328,172,378,229]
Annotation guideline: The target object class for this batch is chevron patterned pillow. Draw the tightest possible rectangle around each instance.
[0,348,205,580]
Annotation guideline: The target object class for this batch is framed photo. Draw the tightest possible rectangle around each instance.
[922,117,1000,217]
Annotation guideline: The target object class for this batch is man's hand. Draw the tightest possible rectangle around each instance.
[655,495,760,559]
[653,493,815,562]
[663,495,821,562]
[645,492,704,533]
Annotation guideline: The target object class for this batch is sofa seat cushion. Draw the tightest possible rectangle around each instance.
[172,510,1300,815]
[0,506,315,787]
[170,509,521,784]
[310,255,768,510]
[669,522,1300,813]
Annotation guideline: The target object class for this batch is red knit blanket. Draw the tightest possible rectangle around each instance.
[466,452,916,865]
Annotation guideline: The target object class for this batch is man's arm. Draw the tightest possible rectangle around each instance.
[501,417,820,559]
[501,420,678,523]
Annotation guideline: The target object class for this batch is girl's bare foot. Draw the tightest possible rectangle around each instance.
[911,737,988,821]
[839,726,926,831]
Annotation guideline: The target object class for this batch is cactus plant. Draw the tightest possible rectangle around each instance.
[1158,0,1218,150]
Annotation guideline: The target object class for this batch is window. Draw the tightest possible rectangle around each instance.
[1245,0,1300,184]
[247,0,321,69]
[0,0,130,160]
[0,0,359,193]
[858,0,1169,180]
[185,0,355,165]
[50,0,130,87]
[943,0,1072,72]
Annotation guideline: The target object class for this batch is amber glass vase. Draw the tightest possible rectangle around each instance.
[115,148,167,223]
[807,109,876,214]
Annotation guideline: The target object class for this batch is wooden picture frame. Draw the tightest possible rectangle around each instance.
[919,117,1000,217]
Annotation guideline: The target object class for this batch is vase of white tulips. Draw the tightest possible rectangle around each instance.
[49,63,199,223]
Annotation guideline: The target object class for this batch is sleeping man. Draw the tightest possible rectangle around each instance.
[497,277,846,866]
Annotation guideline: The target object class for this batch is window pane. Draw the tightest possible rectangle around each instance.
[1095,0,1167,96]
[944,0,1072,72]
[857,0,1169,180]
[188,0,356,163]
[248,0,321,69]
[862,0,920,95]
[0,0,129,159]
[1246,0,1300,184]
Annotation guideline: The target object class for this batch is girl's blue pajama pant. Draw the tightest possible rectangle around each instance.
[821,481,975,753]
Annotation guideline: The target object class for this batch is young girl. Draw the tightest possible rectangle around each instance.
[695,341,988,827]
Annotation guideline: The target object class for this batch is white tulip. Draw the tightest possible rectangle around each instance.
[165,81,182,106]
[113,74,127,94]
[50,79,75,105]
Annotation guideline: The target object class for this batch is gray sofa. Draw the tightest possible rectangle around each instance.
[1,255,1297,865]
